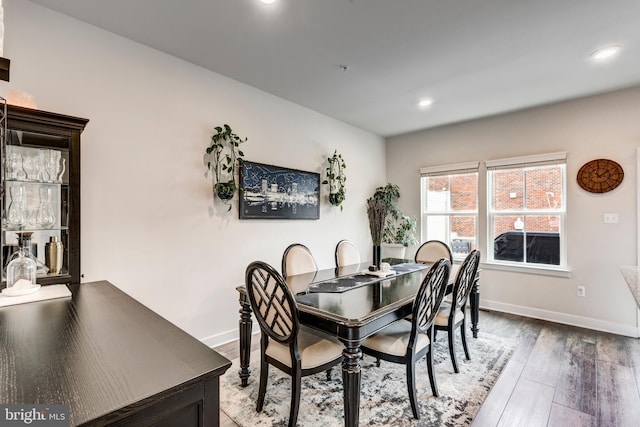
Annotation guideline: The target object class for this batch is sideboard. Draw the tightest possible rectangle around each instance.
[0,281,231,426]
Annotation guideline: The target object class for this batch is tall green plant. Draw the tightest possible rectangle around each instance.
[371,183,418,247]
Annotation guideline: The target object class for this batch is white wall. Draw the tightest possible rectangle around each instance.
[1,0,385,345]
[387,87,640,337]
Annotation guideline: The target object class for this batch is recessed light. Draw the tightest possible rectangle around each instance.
[417,98,433,109]
[260,0,277,4]
[591,46,621,62]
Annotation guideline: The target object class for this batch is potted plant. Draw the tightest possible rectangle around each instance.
[205,124,246,210]
[322,150,347,210]
[371,183,419,258]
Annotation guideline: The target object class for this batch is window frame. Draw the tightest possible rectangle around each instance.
[419,162,479,262]
[486,152,567,271]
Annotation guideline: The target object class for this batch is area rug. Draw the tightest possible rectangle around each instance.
[220,332,516,426]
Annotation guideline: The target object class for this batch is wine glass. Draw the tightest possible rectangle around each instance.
[22,152,41,181]
[6,152,24,181]
[36,187,56,228]
[6,185,27,228]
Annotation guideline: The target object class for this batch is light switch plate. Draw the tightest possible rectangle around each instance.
[604,213,619,224]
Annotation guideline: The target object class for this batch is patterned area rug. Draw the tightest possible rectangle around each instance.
[220,332,516,426]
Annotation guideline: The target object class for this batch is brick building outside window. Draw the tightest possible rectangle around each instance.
[421,153,566,269]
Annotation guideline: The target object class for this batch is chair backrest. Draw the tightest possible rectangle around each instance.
[415,240,453,264]
[412,258,451,334]
[335,240,361,268]
[282,243,318,278]
[451,250,481,311]
[246,261,299,345]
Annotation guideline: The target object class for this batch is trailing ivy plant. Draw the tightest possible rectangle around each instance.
[322,150,347,210]
[205,124,246,211]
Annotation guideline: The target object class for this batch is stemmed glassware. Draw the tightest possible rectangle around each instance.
[36,187,56,228]
[4,148,64,183]
[42,150,64,183]
[4,148,62,230]
[5,151,25,181]
[22,153,41,181]
[6,185,27,228]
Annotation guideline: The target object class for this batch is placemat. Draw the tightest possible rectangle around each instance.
[0,284,72,308]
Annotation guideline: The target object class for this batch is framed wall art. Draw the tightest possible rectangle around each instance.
[239,161,320,220]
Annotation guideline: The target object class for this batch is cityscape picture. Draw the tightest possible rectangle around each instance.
[239,161,320,219]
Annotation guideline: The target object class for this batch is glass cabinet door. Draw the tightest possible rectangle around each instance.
[1,103,88,286]
[3,134,69,282]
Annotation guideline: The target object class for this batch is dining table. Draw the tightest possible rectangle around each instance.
[235,258,480,427]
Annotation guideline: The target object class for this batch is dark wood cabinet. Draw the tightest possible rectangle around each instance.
[1,104,88,286]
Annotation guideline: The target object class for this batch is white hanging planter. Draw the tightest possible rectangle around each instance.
[382,243,406,260]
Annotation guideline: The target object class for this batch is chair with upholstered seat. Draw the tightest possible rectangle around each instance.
[245,261,344,427]
[335,240,361,268]
[361,258,451,419]
[434,250,481,373]
[415,240,453,264]
[282,243,318,278]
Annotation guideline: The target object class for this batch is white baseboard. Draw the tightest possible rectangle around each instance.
[200,325,259,348]
[481,299,640,338]
[201,301,639,348]
[200,329,242,348]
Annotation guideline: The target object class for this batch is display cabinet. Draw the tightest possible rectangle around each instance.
[1,101,88,286]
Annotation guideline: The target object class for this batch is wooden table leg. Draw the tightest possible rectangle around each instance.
[470,273,480,338]
[238,291,253,387]
[342,341,362,427]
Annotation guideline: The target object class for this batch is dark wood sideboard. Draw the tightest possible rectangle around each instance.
[0,281,231,426]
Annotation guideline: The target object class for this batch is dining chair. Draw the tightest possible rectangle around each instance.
[245,261,344,427]
[335,239,361,268]
[361,257,451,419]
[282,243,318,278]
[415,240,453,264]
[434,250,481,373]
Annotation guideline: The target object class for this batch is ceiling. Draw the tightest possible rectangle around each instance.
[29,0,640,137]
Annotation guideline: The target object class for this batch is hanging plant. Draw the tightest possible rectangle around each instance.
[322,150,347,210]
[205,124,246,211]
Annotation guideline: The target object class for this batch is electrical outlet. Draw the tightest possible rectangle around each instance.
[577,285,586,297]
[604,213,619,224]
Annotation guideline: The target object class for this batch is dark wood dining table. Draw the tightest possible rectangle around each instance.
[235,258,480,427]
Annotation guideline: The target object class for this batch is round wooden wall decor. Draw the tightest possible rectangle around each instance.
[576,159,624,193]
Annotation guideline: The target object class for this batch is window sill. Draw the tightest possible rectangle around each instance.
[479,261,571,278]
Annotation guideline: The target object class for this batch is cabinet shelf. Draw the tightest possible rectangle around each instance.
[4,179,67,186]
[3,226,69,232]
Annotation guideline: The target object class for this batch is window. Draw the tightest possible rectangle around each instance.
[420,162,479,260]
[486,152,566,269]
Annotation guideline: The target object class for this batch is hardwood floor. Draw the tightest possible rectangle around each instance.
[214,309,640,426]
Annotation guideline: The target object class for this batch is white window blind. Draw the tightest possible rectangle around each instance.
[486,152,566,170]
[420,161,479,177]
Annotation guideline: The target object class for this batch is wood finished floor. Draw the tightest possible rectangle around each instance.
[214,309,640,426]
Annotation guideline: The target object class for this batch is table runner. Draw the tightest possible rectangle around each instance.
[303,262,428,294]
